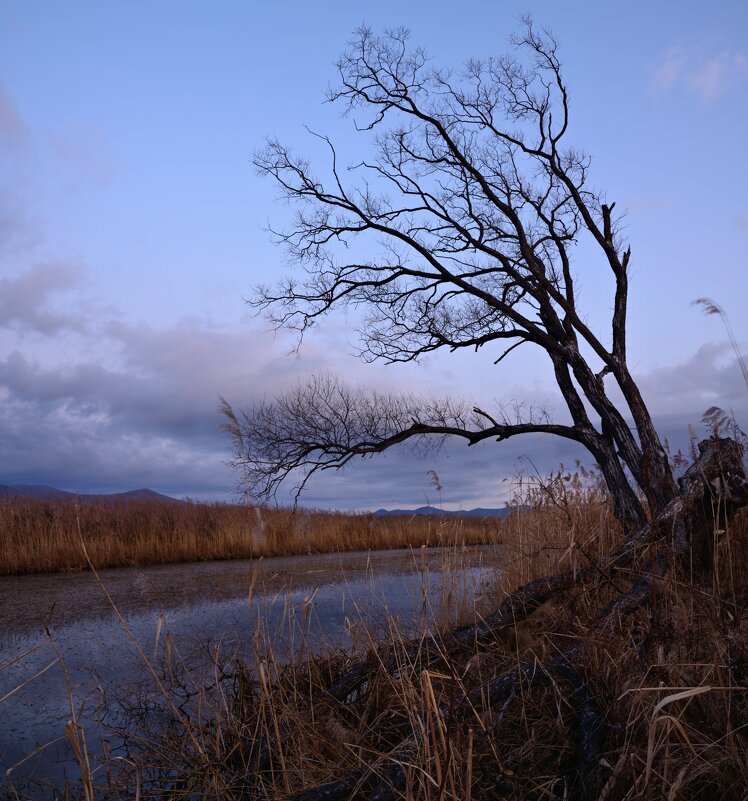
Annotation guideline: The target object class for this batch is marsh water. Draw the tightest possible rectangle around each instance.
[0,545,503,793]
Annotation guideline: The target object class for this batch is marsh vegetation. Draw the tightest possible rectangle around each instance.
[0,499,502,576]
[2,459,746,800]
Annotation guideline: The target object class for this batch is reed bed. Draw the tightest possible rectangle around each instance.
[96,471,748,800]
[3,465,747,800]
[91,490,746,801]
[0,499,502,575]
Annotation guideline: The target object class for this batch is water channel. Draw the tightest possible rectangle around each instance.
[0,545,504,795]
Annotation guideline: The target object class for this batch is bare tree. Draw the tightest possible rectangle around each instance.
[224,21,680,529]
[214,25,748,800]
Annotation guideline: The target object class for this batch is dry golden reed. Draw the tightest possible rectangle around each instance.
[94,482,748,801]
[4,463,747,800]
[0,498,503,575]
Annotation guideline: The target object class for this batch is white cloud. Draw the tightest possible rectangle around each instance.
[0,278,744,504]
[651,38,748,101]
[0,262,87,335]
[0,271,380,498]
[643,342,747,406]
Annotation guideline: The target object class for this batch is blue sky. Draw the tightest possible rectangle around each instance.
[1,0,747,508]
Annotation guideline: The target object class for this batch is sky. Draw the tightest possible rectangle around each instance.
[0,0,747,509]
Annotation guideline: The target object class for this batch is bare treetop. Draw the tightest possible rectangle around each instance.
[256,22,614,364]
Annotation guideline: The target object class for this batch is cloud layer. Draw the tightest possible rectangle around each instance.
[1,257,745,508]
[1,41,746,510]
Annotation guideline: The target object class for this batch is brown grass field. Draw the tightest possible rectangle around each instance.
[2,470,748,800]
[98,474,748,800]
[0,496,504,575]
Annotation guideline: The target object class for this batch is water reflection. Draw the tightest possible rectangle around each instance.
[0,545,503,793]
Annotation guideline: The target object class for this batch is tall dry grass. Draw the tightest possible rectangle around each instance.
[90,466,748,800]
[0,498,502,575]
[3,461,748,800]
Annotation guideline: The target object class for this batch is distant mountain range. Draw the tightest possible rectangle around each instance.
[0,484,183,504]
[0,486,511,515]
[373,505,512,518]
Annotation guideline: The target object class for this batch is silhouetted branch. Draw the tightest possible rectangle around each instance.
[233,21,680,525]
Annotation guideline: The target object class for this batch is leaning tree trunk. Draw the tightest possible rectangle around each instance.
[547,349,675,530]
[619,374,680,517]
[586,433,648,532]
[253,437,747,801]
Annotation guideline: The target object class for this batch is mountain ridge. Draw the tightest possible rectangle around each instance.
[0,484,184,504]
[0,486,511,515]
[373,505,512,518]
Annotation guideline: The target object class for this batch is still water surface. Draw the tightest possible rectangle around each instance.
[0,545,503,792]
